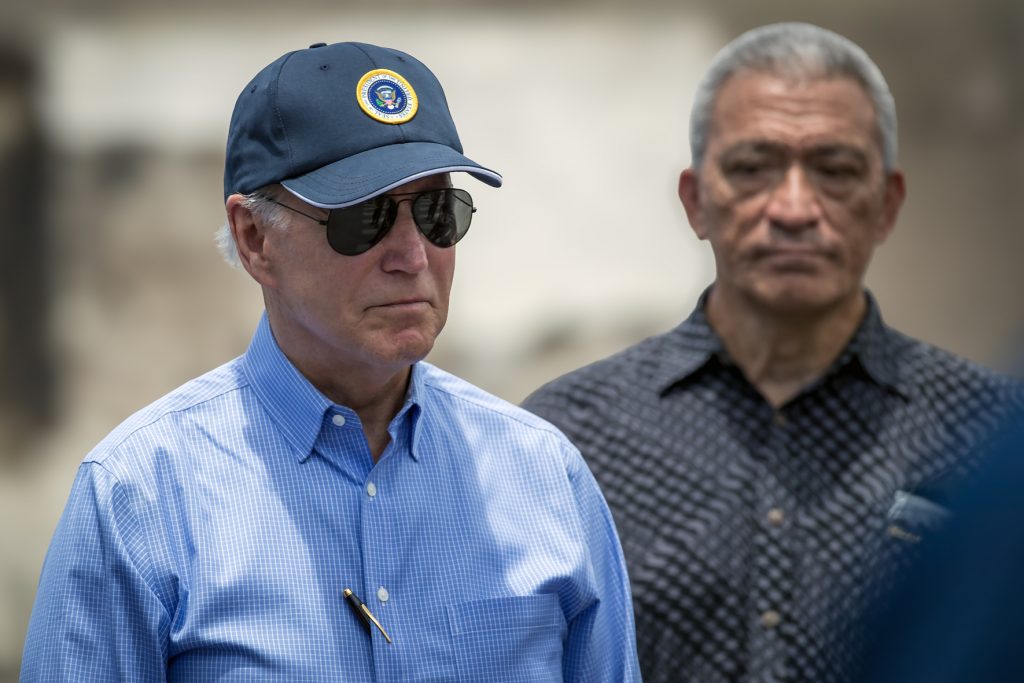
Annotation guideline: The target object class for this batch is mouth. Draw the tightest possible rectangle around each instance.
[755,247,835,261]
[370,298,431,310]
[751,248,838,274]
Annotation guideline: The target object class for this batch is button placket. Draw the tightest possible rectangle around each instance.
[361,461,391,652]
[748,450,793,674]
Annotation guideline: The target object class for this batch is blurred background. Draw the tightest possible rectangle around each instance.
[1,0,1021,677]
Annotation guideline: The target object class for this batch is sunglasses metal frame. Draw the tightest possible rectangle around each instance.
[263,188,476,256]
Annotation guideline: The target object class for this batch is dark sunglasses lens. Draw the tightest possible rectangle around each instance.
[324,199,394,255]
[412,189,474,248]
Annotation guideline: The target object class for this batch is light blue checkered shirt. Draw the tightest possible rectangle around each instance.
[22,314,640,682]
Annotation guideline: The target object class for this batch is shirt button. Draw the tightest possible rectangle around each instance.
[332,414,346,427]
[377,586,389,602]
[767,508,785,526]
[773,412,787,427]
[366,482,377,497]
[761,610,781,629]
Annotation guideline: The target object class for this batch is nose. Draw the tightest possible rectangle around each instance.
[765,163,820,232]
[378,199,428,273]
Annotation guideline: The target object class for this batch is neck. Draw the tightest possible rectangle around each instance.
[706,285,867,408]
[265,312,412,462]
[315,367,411,461]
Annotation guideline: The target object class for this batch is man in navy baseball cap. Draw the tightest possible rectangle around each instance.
[22,41,641,682]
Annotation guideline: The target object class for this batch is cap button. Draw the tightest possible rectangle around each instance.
[308,42,327,48]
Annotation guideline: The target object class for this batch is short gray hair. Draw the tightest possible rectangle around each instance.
[689,22,898,172]
[216,186,290,268]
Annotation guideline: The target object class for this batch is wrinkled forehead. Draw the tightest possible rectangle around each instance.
[707,70,883,156]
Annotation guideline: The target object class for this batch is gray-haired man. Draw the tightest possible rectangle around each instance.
[524,22,1023,682]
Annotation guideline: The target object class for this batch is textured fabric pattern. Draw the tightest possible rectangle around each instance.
[22,313,640,682]
[523,290,1023,683]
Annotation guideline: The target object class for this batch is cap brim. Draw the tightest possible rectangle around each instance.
[280,141,502,208]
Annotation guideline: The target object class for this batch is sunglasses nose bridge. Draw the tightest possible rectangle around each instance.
[376,202,430,273]
[379,195,428,246]
[387,195,421,233]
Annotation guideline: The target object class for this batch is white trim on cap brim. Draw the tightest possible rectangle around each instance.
[282,166,503,209]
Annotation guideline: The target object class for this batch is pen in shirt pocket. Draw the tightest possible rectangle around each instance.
[344,588,393,643]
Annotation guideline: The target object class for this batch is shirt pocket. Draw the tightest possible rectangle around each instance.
[447,594,567,682]
[886,490,952,543]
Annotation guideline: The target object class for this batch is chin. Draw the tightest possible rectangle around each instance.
[752,280,848,316]
[374,331,439,366]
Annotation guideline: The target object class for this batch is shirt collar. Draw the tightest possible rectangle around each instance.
[653,288,905,397]
[652,288,726,394]
[242,314,334,460]
[402,363,425,462]
[839,291,906,397]
[242,313,426,462]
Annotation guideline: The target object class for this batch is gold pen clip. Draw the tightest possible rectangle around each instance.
[359,603,393,644]
[344,588,393,644]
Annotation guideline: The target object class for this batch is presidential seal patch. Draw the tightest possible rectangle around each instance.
[356,69,418,124]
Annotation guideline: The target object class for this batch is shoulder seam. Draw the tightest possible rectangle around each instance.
[88,380,251,464]
[421,374,570,441]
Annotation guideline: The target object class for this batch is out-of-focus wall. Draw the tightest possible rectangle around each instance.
[1,1,1021,678]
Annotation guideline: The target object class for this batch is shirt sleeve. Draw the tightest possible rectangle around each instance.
[562,444,642,683]
[21,461,171,682]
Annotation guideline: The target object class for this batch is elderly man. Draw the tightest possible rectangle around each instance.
[22,42,639,682]
[523,22,1022,683]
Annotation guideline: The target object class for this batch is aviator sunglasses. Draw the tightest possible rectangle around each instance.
[267,188,476,256]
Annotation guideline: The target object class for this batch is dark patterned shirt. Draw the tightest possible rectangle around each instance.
[522,290,1023,683]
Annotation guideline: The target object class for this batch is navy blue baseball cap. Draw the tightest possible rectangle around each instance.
[224,41,502,207]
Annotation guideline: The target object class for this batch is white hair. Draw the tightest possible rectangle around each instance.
[215,186,290,268]
[689,22,898,171]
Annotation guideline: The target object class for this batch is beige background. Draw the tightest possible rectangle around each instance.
[1,0,1021,678]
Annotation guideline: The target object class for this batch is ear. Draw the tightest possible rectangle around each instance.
[678,168,709,240]
[226,194,276,288]
[876,169,906,245]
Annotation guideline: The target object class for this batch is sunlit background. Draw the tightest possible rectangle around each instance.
[1,0,1022,677]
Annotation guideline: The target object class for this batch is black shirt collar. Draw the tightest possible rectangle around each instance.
[653,288,906,398]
